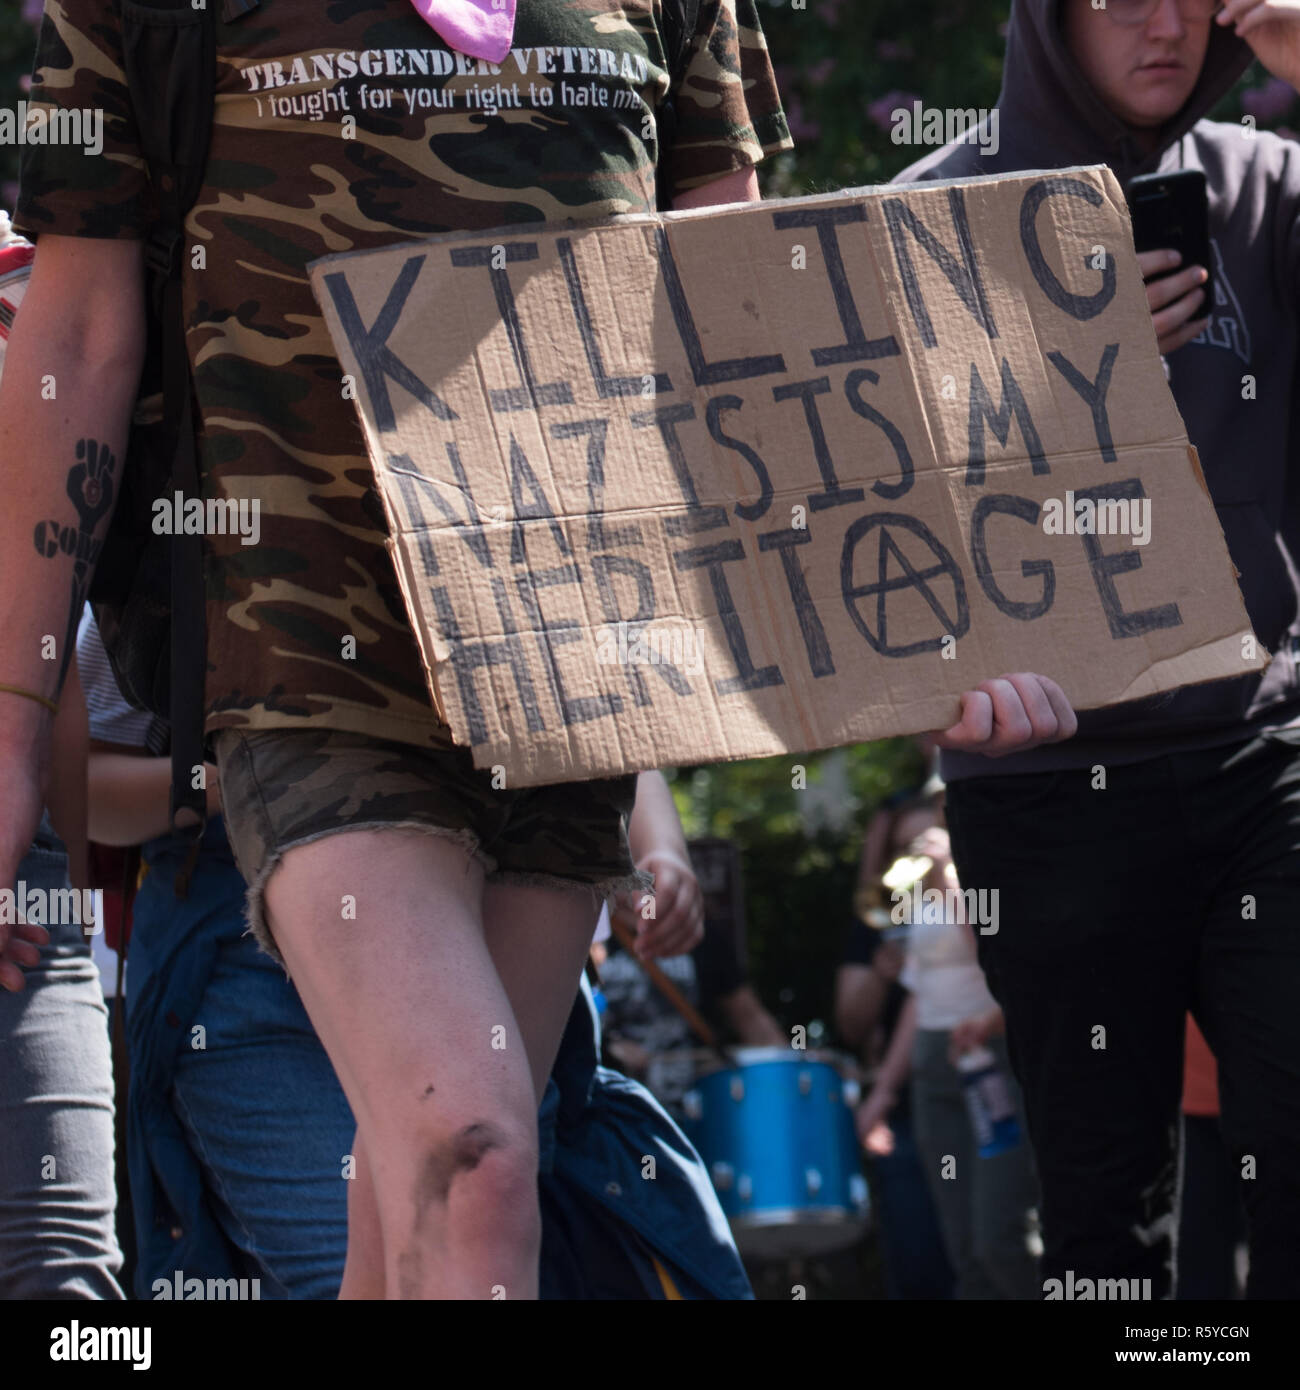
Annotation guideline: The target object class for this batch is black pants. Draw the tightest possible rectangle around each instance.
[1177,1114,1245,1300]
[946,732,1300,1299]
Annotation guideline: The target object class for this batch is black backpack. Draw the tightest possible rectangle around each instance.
[90,0,701,848]
[88,0,229,851]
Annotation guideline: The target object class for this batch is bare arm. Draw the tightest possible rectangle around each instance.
[627,768,689,864]
[622,769,702,959]
[717,983,786,1047]
[87,749,222,847]
[671,165,760,211]
[853,993,919,1149]
[872,993,918,1098]
[0,233,145,983]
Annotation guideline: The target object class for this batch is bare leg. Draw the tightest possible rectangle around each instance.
[482,881,603,1102]
[338,1126,384,1299]
[264,829,539,1299]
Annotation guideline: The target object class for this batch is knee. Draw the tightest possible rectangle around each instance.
[413,1118,539,1234]
[381,1118,539,1297]
[432,1120,535,1192]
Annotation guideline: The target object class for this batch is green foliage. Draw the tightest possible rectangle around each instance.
[754,0,1298,198]
[672,738,927,1038]
[755,0,1011,196]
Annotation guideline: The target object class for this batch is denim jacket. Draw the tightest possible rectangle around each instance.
[539,973,753,1300]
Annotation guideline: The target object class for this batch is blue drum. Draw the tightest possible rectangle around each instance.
[681,1048,870,1260]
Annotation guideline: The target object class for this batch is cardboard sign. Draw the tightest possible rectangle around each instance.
[309,165,1264,786]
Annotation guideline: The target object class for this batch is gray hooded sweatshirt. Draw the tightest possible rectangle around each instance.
[894,0,1300,780]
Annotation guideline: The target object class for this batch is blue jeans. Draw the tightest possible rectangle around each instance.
[127,817,354,1300]
[0,820,124,1298]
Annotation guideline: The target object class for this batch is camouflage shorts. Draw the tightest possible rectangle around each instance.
[213,728,647,966]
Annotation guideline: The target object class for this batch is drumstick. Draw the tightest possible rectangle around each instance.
[608,905,721,1051]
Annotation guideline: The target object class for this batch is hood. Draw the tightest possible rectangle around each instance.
[991,0,1254,184]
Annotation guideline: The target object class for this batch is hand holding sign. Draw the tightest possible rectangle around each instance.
[934,672,1077,758]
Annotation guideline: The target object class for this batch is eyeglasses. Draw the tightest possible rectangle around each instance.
[1100,0,1222,26]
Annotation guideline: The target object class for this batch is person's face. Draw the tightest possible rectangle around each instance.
[1063,0,1213,130]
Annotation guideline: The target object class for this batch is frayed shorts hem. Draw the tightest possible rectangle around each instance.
[242,821,651,971]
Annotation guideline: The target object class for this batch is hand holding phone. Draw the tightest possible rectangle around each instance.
[1127,169,1213,356]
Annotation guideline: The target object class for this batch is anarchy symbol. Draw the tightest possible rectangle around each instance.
[840,512,969,657]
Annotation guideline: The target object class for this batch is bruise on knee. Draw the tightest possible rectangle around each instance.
[396,1123,515,1297]
[419,1121,509,1205]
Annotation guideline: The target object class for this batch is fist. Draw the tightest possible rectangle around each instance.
[934,673,1077,758]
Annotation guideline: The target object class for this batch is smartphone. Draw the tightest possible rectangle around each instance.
[1126,169,1213,325]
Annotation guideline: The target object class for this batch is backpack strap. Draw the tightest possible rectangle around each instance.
[655,0,703,211]
[119,1,254,867]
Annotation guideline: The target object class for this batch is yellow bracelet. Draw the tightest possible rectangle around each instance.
[0,682,58,716]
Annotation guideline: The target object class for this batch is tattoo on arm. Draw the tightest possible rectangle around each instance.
[31,437,117,693]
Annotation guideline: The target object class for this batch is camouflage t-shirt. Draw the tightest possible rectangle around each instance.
[16,0,792,748]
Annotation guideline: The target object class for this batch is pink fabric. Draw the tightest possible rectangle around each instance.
[408,0,517,64]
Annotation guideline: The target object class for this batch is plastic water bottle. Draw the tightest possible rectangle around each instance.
[956,1045,1022,1157]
